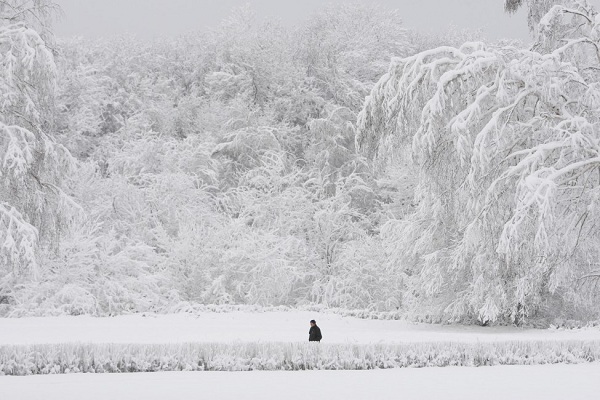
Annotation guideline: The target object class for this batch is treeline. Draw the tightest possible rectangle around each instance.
[2,1,598,324]
[1,3,437,316]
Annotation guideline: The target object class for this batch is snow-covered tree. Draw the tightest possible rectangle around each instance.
[0,1,77,301]
[205,5,299,109]
[297,3,412,111]
[358,1,600,323]
[504,0,594,33]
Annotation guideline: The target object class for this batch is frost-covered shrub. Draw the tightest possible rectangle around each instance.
[1,340,598,375]
[8,221,177,317]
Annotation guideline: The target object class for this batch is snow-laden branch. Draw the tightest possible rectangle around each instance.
[357,3,600,324]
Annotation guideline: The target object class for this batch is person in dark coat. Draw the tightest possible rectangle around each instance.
[309,320,322,342]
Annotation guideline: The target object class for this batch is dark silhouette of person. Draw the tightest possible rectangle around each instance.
[309,320,322,342]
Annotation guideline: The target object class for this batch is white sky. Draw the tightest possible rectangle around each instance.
[53,0,600,41]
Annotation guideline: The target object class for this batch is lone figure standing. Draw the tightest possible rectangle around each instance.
[309,320,322,342]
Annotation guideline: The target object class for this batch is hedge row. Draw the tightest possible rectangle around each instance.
[1,340,599,375]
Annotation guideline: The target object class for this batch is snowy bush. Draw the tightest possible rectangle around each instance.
[0,340,598,375]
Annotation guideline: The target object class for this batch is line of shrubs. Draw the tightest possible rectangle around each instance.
[1,340,599,375]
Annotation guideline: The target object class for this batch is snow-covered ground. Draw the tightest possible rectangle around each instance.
[1,363,599,400]
[2,312,599,398]
[1,311,599,345]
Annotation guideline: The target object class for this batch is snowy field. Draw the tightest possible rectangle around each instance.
[1,311,600,345]
[1,363,599,400]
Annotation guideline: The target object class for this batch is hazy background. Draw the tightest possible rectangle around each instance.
[51,0,545,41]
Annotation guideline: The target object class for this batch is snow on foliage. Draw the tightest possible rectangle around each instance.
[4,1,599,323]
[0,3,78,304]
[357,1,600,324]
[1,340,599,375]
[2,3,413,317]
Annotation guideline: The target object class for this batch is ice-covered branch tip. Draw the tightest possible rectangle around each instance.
[504,0,525,14]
